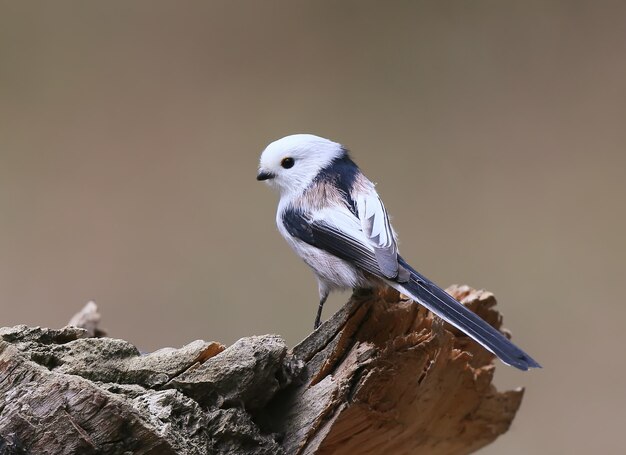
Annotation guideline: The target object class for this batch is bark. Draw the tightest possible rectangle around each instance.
[0,285,525,455]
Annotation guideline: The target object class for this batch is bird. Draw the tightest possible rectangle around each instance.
[257,134,540,371]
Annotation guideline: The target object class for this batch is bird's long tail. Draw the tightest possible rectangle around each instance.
[390,257,540,371]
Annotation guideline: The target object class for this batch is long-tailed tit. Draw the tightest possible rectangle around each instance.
[257,134,539,370]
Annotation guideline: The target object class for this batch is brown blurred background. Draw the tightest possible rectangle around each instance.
[1,1,625,453]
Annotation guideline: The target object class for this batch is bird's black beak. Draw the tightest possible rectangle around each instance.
[256,170,275,181]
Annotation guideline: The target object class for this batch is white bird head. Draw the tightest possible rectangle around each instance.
[257,134,345,196]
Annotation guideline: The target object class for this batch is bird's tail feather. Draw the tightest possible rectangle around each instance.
[391,258,540,371]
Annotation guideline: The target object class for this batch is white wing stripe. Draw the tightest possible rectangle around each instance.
[355,191,399,278]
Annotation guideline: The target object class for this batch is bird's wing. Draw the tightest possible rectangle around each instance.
[355,191,400,279]
[282,205,541,370]
[282,205,384,278]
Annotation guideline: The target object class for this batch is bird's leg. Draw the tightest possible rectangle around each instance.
[314,292,329,330]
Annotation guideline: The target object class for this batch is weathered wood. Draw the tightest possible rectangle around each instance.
[0,287,526,455]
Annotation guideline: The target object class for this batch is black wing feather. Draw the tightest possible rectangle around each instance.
[282,208,540,371]
[282,208,382,276]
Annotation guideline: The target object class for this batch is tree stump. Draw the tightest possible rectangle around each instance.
[0,285,526,455]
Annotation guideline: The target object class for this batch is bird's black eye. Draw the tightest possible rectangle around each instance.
[281,157,295,169]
